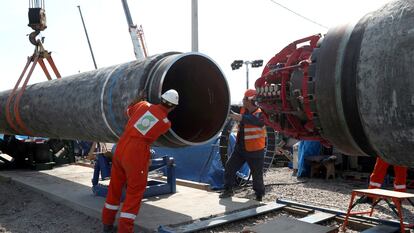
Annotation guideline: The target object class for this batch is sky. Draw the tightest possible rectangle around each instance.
[0,0,391,103]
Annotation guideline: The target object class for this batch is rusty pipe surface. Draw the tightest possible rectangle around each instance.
[0,52,230,147]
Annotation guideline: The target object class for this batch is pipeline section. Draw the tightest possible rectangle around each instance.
[0,52,230,147]
[255,0,414,166]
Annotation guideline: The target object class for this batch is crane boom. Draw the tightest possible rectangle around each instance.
[121,0,146,60]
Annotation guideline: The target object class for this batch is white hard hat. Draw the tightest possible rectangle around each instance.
[161,89,179,105]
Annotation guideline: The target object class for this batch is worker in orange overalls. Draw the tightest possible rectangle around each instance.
[369,157,407,192]
[219,89,266,201]
[102,89,179,233]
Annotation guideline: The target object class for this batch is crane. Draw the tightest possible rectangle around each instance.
[121,0,148,60]
[5,0,61,136]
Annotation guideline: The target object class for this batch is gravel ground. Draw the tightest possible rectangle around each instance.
[0,167,413,233]
[0,179,101,233]
[200,167,414,233]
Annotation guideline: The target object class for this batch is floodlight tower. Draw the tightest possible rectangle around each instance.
[231,59,263,89]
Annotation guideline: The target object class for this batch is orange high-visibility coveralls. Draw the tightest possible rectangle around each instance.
[369,157,408,192]
[102,101,171,233]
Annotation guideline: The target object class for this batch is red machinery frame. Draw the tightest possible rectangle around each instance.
[255,34,328,144]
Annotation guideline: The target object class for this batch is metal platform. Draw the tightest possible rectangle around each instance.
[249,216,337,233]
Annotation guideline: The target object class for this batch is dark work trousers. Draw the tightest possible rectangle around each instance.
[223,148,265,196]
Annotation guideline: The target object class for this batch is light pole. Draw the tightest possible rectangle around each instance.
[231,59,263,89]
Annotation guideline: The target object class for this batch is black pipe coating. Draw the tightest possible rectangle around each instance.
[0,52,230,147]
[315,0,414,166]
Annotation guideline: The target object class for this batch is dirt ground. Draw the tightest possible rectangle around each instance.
[0,167,413,233]
[0,179,101,233]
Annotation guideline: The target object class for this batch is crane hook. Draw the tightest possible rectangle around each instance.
[29,30,43,46]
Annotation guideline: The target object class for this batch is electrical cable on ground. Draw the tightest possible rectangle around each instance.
[264,180,307,186]
[234,180,307,190]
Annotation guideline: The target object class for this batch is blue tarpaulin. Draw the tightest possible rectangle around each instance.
[152,137,224,189]
[151,133,249,190]
[297,140,322,177]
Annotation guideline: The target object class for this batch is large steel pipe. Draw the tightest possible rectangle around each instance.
[315,0,414,166]
[0,52,230,147]
[255,0,414,166]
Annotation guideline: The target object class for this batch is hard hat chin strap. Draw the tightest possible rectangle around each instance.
[161,99,176,108]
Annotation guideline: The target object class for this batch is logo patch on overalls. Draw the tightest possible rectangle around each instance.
[134,111,159,135]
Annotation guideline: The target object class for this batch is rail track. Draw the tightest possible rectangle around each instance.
[158,198,411,233]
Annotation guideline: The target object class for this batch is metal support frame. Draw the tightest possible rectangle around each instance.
[91,154,111,187]
[342,189,414,233]
[92,156,176,198]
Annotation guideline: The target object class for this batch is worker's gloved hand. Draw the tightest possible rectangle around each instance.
[129,90,147,106]
[229,111,242,122]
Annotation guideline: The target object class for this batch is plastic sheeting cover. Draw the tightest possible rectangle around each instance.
[297,140,322,177]
[152,133,250,190]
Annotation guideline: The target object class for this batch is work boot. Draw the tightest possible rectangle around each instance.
[103,224,115,233]
[219,189,234,198]
[255,194,263,202]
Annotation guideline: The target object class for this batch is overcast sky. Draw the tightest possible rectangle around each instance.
[0,0,390,103]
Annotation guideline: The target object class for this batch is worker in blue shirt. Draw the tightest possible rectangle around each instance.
[220,89,266,201]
